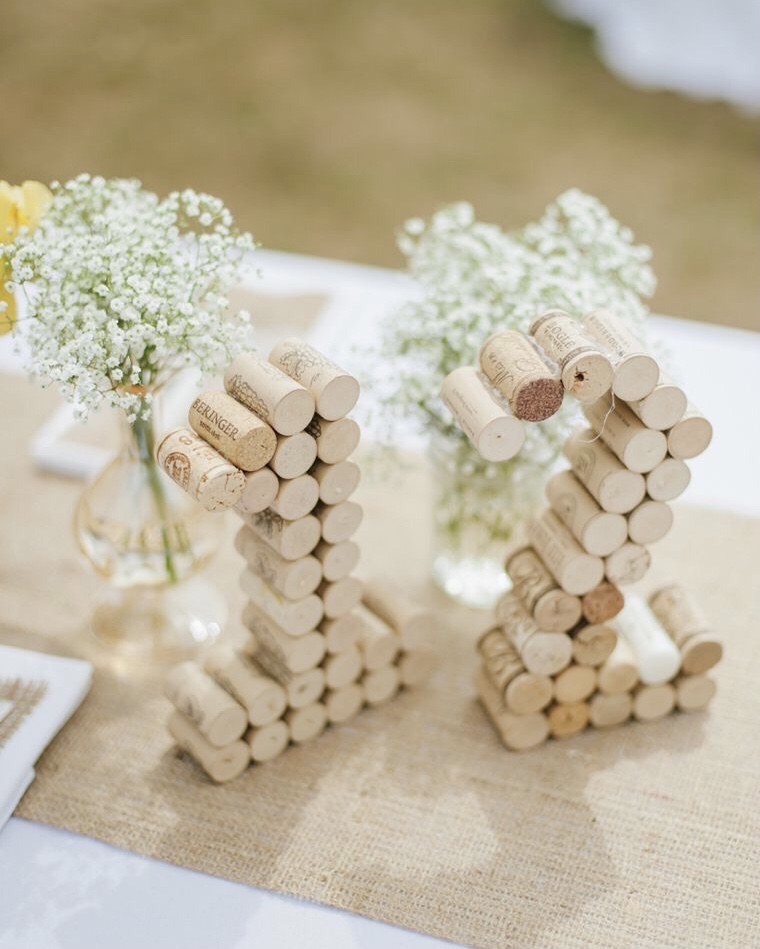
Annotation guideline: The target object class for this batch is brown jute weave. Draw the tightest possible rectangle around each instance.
[1,376,759,949]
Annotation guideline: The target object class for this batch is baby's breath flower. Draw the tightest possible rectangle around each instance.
[372,189,656,544]
[1,175,256,418]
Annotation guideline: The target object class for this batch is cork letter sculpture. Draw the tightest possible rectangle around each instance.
[442,308,720,750]
[159,339,435,781]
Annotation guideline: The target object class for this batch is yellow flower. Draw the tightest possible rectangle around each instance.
[0,179,52,334]
[0,180,52,240]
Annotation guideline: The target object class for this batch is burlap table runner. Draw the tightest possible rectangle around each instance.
[1,375,759,949]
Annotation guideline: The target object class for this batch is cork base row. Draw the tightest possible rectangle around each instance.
[156,338,435,781]
[476,585,720,750]
[166,589,434,782]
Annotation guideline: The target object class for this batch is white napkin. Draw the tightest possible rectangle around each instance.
[0,645,93,830]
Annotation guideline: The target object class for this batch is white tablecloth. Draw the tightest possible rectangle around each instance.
[1,250,758,949]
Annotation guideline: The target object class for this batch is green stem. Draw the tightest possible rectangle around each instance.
[131,411,179,584]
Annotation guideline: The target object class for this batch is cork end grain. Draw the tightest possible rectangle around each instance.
[676,675,717,712]
[319,374,361,421]
[582,582,624,625]
[513,377,564,422]
[562,353,614,404]
[548,701,590,738]
[612,354,660,402]
[682,636,723,675]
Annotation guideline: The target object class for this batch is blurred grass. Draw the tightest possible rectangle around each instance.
[1,0,757,329]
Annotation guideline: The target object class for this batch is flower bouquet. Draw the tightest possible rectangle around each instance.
[376,190,656,606]
[1,174,256,655]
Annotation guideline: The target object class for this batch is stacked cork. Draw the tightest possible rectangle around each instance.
[442,308,721,749]
[158,339,435,781]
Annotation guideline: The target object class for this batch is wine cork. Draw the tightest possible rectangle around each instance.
[584,395,668,474]
[306,416,361,464]
[479,330,564,422]
[581,582,624,625]
[675,675,717,712]
[316,500,363,544]
[321,611,362,654]
[242,602,326,678]
[504,673,553,715]
[545,470,628,557]
[240,569,323,637]
[581,309,660,401]
[235,467,280,516]
[547,701,590,739]
[168,711,250,783]
[648,585,722,675]
[477,626,524,688]
[498,594,573,676]
[627,377,687,431]
[285,701,328,743]
[270,338,360,420]
[156,428,246,512]
[530,309,614,403]
[319,576,363,619]
[243,509,321,561]
[164,662,248,747]
[355,604,400,670]
[615,596,681,685]
[667,402,713,460]
[284,667,325,709]
[269,432,318,480]
[202,645,287,727]
[571,622,617,667]
[224,353,316,436]
[563,428,646,514]
[645,458,691,502]
[247,720,290,763]
[361,578,434,649]
[589,691,633,728]
[598,634,639,695]
[604,541,651,585]
[234,526,322,601]
[627,499,673,545]
[314,539,361,582]
[312,460,361,505]
[363,665,401,706]
[188,391,277,472]
[324,645,363,689]
[633,683,675,722]
[553,664,597,704]
[398,648,436,687]
[269,473,320,521]
[475,668,550,751]
[504,546,583,634]
[477,627,553,714]
[440,366,526,461]
[325,683,364,724]
[526,510,605,595]
[519,590,583,638]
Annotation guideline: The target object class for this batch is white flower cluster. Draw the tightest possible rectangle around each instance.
[2,174,256,420]
[379,189,656,544]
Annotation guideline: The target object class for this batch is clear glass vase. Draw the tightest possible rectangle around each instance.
[429,431,544,610]
[74,393,226,660]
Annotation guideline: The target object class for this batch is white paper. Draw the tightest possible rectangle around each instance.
[0,646,92,828]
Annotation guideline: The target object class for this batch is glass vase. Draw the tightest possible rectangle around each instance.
[429,431,544,610]
[74,392,226,660]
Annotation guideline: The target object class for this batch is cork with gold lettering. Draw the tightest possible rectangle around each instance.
[156,427,246,512]
[188,390,277,471]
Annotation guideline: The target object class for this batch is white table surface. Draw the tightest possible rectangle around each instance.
[1,250,758,949]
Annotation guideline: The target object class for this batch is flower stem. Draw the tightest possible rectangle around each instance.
[131,411,179,584]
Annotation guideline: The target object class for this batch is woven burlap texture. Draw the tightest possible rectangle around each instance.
[1,376,758,949]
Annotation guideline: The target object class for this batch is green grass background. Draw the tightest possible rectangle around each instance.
[1,0,757,328]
